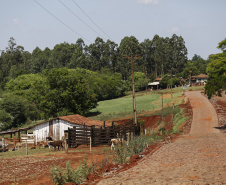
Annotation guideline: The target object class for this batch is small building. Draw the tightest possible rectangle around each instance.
[32,114,111,143]
[192,74,209,83]
[185,74,209,86]
[148,77,162,90]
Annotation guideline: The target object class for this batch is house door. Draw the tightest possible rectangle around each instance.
[49,120,53,137]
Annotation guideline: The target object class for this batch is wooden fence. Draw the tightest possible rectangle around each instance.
[65,120,140,148]
[21,134,35,144]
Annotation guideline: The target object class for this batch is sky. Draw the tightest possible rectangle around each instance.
[0,0,225,60]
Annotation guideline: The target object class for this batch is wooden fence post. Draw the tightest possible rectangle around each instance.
[2,134,5,149]
[68,128,71,148]
[91,125,95,146]
[18,131,21,142]
[89,137,92,152]
[26,139,28,156]
[73,126,76,147]
[14,134,16,149]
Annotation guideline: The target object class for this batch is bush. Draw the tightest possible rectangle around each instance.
[50,155,94,185]
[113,135,157,164]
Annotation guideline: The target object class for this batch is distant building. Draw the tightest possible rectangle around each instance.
[192,74,209,83]
[148,77,161,89]
[185,74,209,86]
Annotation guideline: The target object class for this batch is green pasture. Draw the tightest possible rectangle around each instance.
[90,86,204,121]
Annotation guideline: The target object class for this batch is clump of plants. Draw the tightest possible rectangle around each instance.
[112,133,162,164]
[50,155,95,185]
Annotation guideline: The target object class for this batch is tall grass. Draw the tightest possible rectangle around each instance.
[113,133,164,164]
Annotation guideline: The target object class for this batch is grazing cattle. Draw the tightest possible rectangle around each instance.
[111,138,119,150]
[46,137,63,151]
[38,141,48,149]
[16,142,23,150]
[0,142,8,148]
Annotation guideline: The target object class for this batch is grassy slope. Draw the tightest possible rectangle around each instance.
[90,86,204,121]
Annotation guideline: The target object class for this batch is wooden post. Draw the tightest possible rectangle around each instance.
[91,125,95,146]
[2,134,5,149]
[68,128,71,148]
[14,133,16,149]
[89,137,92,152]
[74,126,77,147]
[104,121,105,128]
[26,139,28,156]
[171,103,175,131]
[18,131,21,142]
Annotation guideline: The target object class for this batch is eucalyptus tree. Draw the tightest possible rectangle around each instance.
[169,34,188,73]
[140,38,153,77]
[68,39,88,69]
[151,34,162,78]
[47,42,75,69]
[118,36,141,125]
[30,47,51,73]
[86,37,106,71]
[0,37,30,87]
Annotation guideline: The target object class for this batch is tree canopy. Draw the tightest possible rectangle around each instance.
[205,38,226,98]
[0,34,191,130]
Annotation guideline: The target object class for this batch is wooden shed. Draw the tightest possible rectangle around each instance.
[32,114,110,143]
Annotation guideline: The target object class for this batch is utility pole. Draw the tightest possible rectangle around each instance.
[189,70,192,86]
[161,92,164,126]
[125,55,140,125]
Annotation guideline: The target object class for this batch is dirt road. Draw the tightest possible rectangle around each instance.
[98,91,226,184]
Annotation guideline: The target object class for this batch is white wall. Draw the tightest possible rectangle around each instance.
[33,122,49,143]
[33,119,83,143]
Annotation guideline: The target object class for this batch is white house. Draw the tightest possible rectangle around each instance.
[32,114,111,143]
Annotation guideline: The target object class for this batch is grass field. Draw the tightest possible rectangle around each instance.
[90,86,204,121]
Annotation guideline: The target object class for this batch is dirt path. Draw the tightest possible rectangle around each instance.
[97,91,226,184]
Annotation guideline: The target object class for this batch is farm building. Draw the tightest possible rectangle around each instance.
[32,114,111,144]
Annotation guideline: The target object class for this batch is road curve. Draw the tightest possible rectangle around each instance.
[97,91,226,185]
[185,91,219,134]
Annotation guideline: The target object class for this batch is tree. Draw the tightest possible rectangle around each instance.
[186,54,209,75]
[40,68,97,117]
[0,109,13,131]
[169,34,188,73]
[129,72,149,91]
[0,94,28,128]
[119,36,141,125]
[205,38,226,98]
[68,39,88,69]
[140,38,153,77]
[48,43,74,69]
[160,74,180,89]
[217,38,226,52]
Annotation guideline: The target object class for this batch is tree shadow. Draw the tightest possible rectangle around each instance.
[87,111,101,117]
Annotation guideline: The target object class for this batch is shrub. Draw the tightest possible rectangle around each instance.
[50,154,94,185]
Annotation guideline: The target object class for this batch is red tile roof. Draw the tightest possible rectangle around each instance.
[155,77,162,81]
[192,74,209,78]
[59,114,111,127]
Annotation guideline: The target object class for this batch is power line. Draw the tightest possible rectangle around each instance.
[58,0,106,40]
[33,0,91,43]
[71,0,112,40]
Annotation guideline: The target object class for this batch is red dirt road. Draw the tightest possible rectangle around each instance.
[97,91,226,184]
